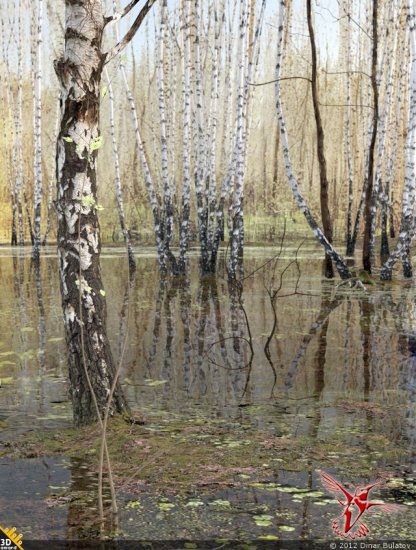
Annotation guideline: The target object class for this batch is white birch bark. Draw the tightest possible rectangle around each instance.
[381,1,416,280]
[158,0,177,271]
[206,2,224,269]
[178,0,193,272]
[344,0,354,255]
[275,0,351,280]
[193,0,208,270]
[104,66,136,269]
[228,0,250,278]
[14,3,25,245]
[112,0,166,272]
[33,0,43,261]
[370,0,400,257]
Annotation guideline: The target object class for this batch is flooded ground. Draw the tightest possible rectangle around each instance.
[0,243,415,544]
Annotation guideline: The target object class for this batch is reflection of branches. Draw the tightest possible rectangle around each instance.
[145,278,166,378]
[285,295,345,390]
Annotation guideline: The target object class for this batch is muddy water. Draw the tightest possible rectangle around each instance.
[0,244,415,542]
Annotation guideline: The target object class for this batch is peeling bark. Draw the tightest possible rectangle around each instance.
[55,0,147,425]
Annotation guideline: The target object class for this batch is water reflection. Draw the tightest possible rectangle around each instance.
[0,246,415,538]
[0,246,415,448]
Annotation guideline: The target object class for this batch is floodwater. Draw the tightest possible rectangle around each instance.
[0,243,415,544]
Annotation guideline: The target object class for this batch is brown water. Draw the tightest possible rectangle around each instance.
[0,243,415,543]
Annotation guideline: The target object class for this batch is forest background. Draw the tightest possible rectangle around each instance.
[1,0,399,273]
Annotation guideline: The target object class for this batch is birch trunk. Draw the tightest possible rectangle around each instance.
[158,0,177,273]
[275,0,351,280]
[306,0,334,278]
[55,0,129,425]
[362,0,379,274]
[193,0,209,272]
[113,0,166,272]
[104,67,136,270]
[381,1,416,280]
[178,0,193,273]
[33,0,43,261]
[228,0,250,278]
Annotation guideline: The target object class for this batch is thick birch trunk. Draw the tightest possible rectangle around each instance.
[55,0,129,425]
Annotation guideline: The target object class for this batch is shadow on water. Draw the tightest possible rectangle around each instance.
[0,245,415,540]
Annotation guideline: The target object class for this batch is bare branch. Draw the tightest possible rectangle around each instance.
[104,0,142,26]
[249,76,312,87]
[104,0,157,64]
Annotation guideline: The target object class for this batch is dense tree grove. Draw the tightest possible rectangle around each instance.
[1,0,416,420]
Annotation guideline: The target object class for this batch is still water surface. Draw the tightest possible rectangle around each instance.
[0,244,415,541]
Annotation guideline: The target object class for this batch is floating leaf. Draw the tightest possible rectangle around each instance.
[99,289,106,297]
[210,499,231,508]
[185,499,204,507]
[279,525,295,532]
[145,379,168,387]
[158,502,175,511]
[63,136,73,143]
[126,500,142,509]
[253,514,274,527]
[101,86,108,98]
[258,535,279,541]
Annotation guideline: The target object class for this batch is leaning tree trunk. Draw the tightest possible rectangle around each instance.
[55,0,129,426]
[275,0,351,280]
[306,0,334,278]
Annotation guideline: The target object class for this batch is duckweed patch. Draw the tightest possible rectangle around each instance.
[1,407,412,496]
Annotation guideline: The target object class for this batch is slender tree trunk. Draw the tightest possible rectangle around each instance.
[105,67,136,270]
[306,0,334,278]
[178,0,193,273]
[362,0,379,274]
[275,0,351,280]
[158,0,178,273]
[55,0,129,425]
[33,0,43,261]
[381,2,416,280]
[113,1,166,273]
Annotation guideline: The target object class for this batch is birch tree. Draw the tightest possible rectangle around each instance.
[32,0,43,261]
[54,0,155,425]
[306,0,334,278]
[381,0,416,280]
[275,0,351,280]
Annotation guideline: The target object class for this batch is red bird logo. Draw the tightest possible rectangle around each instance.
[318,470,404,539]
